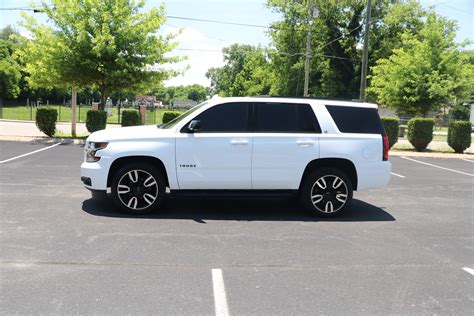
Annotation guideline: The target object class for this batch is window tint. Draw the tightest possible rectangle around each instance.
[326,105,385,134]
[191,102,249,133]
[256,102,321,133]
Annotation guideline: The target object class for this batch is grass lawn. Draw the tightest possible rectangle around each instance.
[1,106,181,125]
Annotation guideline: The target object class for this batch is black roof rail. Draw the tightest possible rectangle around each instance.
[251,95,365,103]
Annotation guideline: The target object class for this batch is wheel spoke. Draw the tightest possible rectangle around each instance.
[118,184,130,194]
[336,194,347,203]
[332,177,343,189]
[143,193,156,205]
[143,176,157,187]
[127,197,138,209]
[311,194,323,203]
[324,201,334,213]
[128,170,139,183]
[315,178,327,189]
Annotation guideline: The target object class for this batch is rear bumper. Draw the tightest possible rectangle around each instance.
[357,161,391,191]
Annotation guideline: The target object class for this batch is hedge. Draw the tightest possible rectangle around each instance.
[162,111,182,124]
[86,110,107,133]
[35,108,58,137]
[121,109,141,127]
[448,121,471,153]
[381,117,399,149]
[407,118,434,151]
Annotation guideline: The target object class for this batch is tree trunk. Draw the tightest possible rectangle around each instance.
[99,90,106,111]
[71,86,77,137]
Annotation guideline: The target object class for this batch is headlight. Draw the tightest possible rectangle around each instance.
[85,142,108,162]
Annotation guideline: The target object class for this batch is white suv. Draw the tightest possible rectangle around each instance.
[81,96,391,216]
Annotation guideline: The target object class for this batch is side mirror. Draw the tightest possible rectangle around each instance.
[187,120,202,133]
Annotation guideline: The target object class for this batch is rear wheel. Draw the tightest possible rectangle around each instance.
[301,167,353,216]
[111,163,166,214]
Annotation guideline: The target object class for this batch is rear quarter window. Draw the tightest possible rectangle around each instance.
[326,105,385,134]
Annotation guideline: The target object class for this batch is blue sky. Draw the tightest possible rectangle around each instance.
[1,0,472,87]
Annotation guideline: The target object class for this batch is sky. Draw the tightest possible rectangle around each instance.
[0,0,472,87]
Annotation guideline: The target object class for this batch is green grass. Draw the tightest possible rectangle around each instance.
[1,105,180,125]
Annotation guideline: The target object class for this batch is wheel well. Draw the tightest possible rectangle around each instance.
[107,156,170,188]
[300,158,358,190]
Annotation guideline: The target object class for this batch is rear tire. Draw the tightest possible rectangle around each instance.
[300,167,353,217]
[111,163,166,214]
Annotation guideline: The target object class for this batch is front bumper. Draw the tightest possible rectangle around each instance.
[80,161,108,190]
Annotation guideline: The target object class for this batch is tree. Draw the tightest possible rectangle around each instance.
[0,37,21,100]
[186,84,207,102]
[369,13,474,116]
[206,44,274,96]
[19,0,179,108]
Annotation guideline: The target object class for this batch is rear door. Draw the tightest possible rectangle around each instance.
[251,102,321,189]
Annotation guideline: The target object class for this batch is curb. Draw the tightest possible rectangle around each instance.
[0,135,85,145]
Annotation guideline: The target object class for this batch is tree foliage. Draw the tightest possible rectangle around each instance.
[369,13,474,116]
[18,0,179,108]
[0,27,21,99]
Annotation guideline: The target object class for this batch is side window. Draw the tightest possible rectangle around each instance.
[326,105,385,134]
[188,102,249,133]
[256,102,321,133]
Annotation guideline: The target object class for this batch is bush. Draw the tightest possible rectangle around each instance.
[162,111,182,124]
[86,110,107,133]
[407,118,434,151]
[381,117,399,149]
[35,108,58,137]
[449,104,470,121]
[122,109,141,127]
[448,121,471,153]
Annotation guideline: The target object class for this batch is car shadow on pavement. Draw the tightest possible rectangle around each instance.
[82,196,395,222]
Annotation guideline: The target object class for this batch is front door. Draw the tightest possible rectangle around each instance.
[175,102,252,189]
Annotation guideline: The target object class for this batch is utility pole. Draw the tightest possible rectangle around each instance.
[359,0,372,102]
[304,1,318,97]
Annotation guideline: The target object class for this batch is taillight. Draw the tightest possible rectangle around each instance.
[383,135,389,161]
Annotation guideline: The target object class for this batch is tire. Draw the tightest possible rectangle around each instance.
[300,167,353,217]
[111,163,166,214]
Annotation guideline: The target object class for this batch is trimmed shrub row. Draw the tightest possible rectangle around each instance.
[36,108,57,137]
[122,109,141,127]
[381,117,399,149]
[162,111,182,124]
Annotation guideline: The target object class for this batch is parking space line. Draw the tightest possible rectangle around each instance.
[462,267,474,276]
[0,142,62,164]
[462,159,474,163]
[401,157,474,177]
[391,172,406,178]
[212,269,230,316]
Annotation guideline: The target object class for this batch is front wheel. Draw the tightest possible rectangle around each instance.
[111,163,166,214]
[300,168,353,217]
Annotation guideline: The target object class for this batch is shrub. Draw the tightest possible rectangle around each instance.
[407,118,434,151]
[35,107,58,137]
[381,117,399,148]
[162,111,182,124]
[447,121,471,153]
[122,109,141,127]
[86,110,107,133]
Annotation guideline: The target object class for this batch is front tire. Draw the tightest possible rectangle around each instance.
[301,167,353,217]
[111,163,166,214]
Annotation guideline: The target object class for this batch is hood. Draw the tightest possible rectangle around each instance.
[87,125,173,142]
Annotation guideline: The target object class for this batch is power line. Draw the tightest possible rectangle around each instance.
[166,15,278,29]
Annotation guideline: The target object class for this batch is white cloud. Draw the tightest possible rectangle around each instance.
[162,26,227,87]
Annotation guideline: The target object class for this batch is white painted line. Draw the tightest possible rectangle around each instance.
[462,159,474,163]
[212,269,230,316]
[0,142,62,164]
[401,157,474,177]
[462,267,474,276]
[391,172,406,178]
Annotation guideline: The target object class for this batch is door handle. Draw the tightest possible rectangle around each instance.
[297,140,314,146]
[230,140,249,145]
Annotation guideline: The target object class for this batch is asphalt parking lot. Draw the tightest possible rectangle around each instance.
[1,140,473,315]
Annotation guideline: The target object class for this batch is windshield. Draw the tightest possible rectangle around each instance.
[158,101,208,129]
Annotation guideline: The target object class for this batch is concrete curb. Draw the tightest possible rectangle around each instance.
[0,135,85,145]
